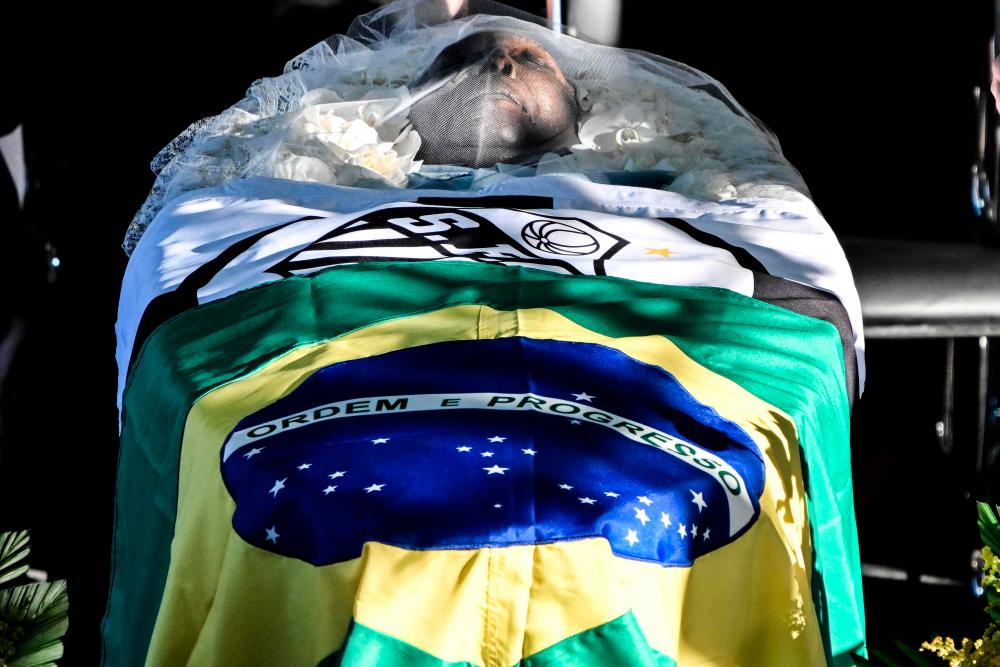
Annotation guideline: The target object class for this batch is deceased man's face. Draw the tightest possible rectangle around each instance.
[409,31,580,168]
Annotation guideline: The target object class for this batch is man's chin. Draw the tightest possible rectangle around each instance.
[419,142,520,169]
[416,116,578,168]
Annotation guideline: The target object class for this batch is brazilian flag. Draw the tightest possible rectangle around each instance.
[105,247,863,665]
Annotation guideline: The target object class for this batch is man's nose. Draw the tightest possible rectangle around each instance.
[486,50,516,78]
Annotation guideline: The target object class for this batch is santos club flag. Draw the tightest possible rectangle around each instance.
[106,252,862,665]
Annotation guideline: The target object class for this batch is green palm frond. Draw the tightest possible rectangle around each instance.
[0,533,30,587]
[978,503,1000,553]
[978,503,1000,624]
[0,580,68,667]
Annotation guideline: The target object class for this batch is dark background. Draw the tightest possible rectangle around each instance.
[0,1,995,663]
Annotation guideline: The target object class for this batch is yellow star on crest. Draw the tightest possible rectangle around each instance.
[645,247,672,257]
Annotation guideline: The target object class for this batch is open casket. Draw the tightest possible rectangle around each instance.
[106,2,867,664]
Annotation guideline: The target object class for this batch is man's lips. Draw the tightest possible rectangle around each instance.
[492,87,526,111]
[465,89,527,115]
[450,74,530,114]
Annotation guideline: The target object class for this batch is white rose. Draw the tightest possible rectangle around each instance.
[272,154,336,184]
[273,87,422,188]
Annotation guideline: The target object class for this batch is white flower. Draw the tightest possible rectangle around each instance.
[333,119,381,152]
[577,104,660,152]
[274,86,422,188]
[671,169,738,200]
[271,154,336,184]
[300,88,344,106]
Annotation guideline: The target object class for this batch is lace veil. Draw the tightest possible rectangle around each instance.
[123,0,809,255]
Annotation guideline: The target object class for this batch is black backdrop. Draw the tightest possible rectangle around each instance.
[0,1,994,663]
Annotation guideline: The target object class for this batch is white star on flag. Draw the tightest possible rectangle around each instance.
[328,471,346,479]
[265,526,279,543]
[637,495,653,506]
[579,497,596,505]
[456,446,472,453]
[364,483,385,493]
[244,447,263,459]
[488,436,506,443]
[481,451,494,458]
[371,437,390,444]
[494,504,503,509]
[322,485,337,495]
[269,478,287,497]
[558,483,574,490]
[677,523,687,539]
[625,529,639,546]
[572,392,595,402]
[522,448,537,455]
[660,512,671,528]
[703,528,711,541]
[297,463,312,470]
[604,491,620,498]
[691,490,708,512]
[569,420,582,425]
[483,465,508,475]
[634,507,650,525]
[691,524,699,538]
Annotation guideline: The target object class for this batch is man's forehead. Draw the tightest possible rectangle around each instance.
[442,30,537,52]
[419,29,568,83]
[479,32,544,51]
